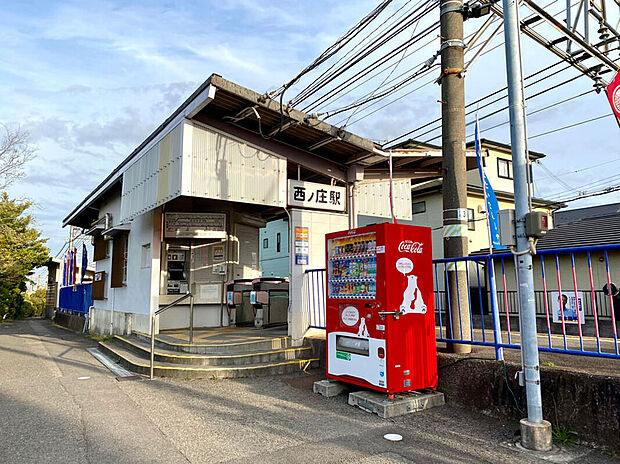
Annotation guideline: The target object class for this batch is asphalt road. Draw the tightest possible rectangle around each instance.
[0,319,616,464]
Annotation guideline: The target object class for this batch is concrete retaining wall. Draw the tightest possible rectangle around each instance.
[53,312,86,333]
[436,354,620,453]
[307,337,619,453]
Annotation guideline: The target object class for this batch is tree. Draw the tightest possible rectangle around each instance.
[0,194,49,319]
[0,124,35,190]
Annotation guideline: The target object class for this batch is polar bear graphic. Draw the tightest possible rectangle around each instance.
[357,317,369,337]
[400,274,427,314]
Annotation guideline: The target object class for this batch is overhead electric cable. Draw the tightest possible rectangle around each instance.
[528,113,615,139]
[291,0,425,106]
[297,0,440,111]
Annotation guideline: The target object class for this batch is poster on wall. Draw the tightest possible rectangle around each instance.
[551,291,585,324]
[164,213,226,239]
[213,245,225,262]
[295,227,309,265]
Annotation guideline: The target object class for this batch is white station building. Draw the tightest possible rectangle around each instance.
[63,74,453,343]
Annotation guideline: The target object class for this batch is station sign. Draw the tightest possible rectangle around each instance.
[288,180,345,212]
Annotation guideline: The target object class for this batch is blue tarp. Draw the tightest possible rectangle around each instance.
[58,283,93,314]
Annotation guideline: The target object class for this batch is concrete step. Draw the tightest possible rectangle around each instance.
[132,330,292,354]
[112,335,313,366]
[98,341,319,379]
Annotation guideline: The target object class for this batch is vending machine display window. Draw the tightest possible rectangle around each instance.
[327,232,377,299]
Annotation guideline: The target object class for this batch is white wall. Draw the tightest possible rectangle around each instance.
[90,190,154,334]
[288,208,348,345]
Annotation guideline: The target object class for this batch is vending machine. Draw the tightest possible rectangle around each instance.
[325,223,437,394]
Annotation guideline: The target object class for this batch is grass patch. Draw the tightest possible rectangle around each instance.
[552,425,578,446]
[542,361,556,367]
[91,334,115,342]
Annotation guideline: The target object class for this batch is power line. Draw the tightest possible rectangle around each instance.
[331,0,575,131]
[546,184,620,206]
[290,0,425,106]
[469,88,596,136]
[534,158,619,180]
[292,0,437,109]
[529,113,615,139]
[299,2,441,112]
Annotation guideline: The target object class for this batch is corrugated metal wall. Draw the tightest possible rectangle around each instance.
[120,123,183,222]
[355,179,412,220]
[188,123,287,207]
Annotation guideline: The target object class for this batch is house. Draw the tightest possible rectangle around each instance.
[388,138,561,257]
[470,203,620,337]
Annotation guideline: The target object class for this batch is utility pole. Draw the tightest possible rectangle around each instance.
[501,0,552,451]
[440,0,471,353]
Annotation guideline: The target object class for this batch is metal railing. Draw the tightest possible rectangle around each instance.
[305,269,326,329]
[434,244,620,360]
[150,293,194,380]
[302,243,620,361]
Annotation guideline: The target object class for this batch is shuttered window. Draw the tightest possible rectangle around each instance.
[93,235,107,261]
[111,232,128,288]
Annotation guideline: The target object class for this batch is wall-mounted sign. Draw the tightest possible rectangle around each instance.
[213,245,225,262]
[295,226,309,265]
[288,180,345,212]
[164,213,226,239]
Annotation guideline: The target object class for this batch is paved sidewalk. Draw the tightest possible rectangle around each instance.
[0,319,616,463]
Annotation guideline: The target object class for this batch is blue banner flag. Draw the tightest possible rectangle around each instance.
[81,243,88,283]
[475,118,506,250]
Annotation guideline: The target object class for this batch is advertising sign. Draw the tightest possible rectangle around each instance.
[294,227,309,265]
[164,213,226,239]
[288,180,345,212]
[606,70,620,126]
[551,291,585,324]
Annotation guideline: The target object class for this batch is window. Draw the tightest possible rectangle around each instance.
[111,232,128,288]
[412,201,426,214]
[498,158,512,179]
[263,238,269,249]
[276,233,281,253]
[141,244,151,268]
[467,208,475,231]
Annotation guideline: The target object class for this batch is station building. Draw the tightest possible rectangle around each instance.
[63,74,445,342]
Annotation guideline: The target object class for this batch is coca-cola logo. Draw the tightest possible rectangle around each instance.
[398,240,424,253]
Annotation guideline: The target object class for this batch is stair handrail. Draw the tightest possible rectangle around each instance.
[150,292,194,380]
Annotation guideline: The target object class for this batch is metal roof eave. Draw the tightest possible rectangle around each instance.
[62,81,218,227]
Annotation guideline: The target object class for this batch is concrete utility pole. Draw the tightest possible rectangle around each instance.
[501,0,552,451]
[440,0,471,353]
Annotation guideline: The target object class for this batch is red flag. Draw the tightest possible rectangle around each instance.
[606,70,620,127]
[73,247,78,285]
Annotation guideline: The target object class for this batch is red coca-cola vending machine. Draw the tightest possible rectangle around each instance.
[325,223,437,394]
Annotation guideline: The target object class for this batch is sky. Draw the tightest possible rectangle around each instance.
[1,0,619,257]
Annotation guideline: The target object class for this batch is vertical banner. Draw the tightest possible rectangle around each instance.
[294,227,309,265]
[475,118,506,250]
[606,70,620,127]
[81,243,88,283]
